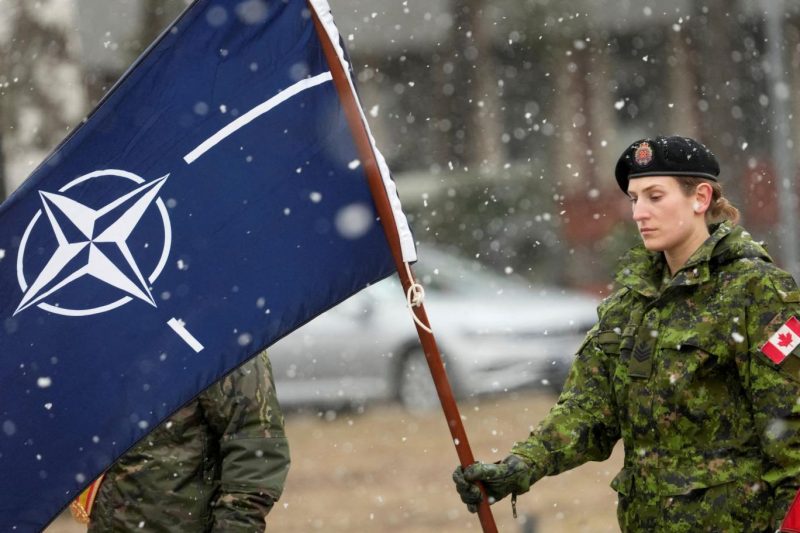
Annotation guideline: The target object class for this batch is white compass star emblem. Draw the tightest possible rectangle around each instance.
[15,174,170,316]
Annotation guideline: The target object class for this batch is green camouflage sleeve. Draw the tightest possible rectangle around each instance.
[510,320,621,482]
[200,350,290,532]
[743,272,800,526]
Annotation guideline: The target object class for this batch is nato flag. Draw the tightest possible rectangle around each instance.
[0,0,415,529]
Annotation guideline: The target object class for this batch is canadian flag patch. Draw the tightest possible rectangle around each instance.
[761,316,800,364]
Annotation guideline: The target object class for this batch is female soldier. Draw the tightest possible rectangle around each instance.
[453,135,800,532]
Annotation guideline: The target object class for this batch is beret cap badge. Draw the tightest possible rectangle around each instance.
[634,142,654,167]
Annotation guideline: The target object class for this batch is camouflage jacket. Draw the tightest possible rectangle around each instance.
[88,351,290,532]
[512,222,800,532]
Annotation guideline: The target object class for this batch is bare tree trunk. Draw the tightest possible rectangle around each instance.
[688,0,744,202]
[667,29,701,139]
[788,19,800,172]
[85,0,180,107]
[452,0,505,175]
[140,0,171,47]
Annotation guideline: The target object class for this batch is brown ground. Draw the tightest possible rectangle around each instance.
[46,390,622,532]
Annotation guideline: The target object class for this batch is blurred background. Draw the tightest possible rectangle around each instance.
[5,0,800,288]
[1,0,798,531]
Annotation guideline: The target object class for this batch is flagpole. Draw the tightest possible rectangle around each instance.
[309,5,498,532]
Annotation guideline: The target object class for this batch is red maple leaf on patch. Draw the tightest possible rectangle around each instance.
[778,332,795,348]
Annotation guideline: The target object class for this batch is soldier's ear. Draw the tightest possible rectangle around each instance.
[693,182,712,214]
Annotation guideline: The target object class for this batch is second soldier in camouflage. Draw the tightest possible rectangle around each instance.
[88,351,289,532]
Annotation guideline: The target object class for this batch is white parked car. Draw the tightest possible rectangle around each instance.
[269,246,599,410]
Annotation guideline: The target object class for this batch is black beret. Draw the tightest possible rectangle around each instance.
[614,135,720,193]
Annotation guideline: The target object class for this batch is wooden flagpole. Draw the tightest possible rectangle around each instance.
[310,5,498,532]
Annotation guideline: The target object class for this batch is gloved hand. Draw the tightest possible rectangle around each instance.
[452,454,534,513]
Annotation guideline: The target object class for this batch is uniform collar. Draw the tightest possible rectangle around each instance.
[615,222,734,297]
[668,222,733,287]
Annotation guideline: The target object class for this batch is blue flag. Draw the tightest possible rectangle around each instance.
[0,0,415,529]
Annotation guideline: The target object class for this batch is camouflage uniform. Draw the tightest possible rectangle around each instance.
[88,351,290,532]
[511,222,800,532]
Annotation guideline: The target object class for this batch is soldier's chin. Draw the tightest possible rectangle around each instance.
[640,236,666,252]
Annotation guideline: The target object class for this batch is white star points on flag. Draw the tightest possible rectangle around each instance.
[14,175,170,315]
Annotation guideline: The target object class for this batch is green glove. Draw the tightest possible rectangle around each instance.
[452,454,534,513]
